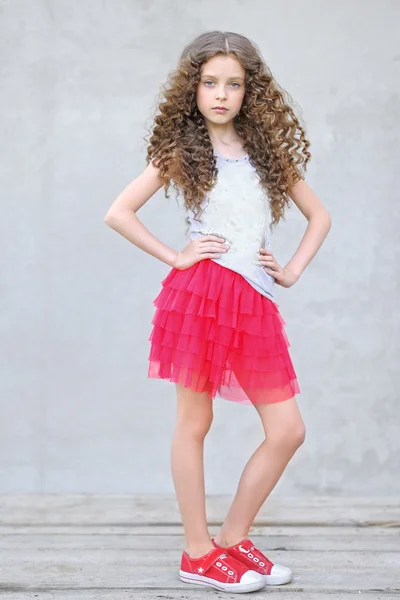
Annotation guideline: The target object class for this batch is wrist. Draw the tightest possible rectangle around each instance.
[285,265,301,281]
[170,250,179,268]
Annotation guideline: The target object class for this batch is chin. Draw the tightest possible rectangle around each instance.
[207,112,232,122]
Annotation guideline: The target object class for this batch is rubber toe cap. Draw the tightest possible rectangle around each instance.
[240,569,265,584]
[269,563,293,583]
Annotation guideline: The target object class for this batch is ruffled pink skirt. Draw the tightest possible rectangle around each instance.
[148,259,300,405]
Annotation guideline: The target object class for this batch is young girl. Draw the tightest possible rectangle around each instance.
[105,31,331,594]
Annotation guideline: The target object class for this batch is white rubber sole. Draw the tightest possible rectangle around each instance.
[179,570,266,593]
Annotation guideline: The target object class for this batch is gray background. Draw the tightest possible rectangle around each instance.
[1,0,399,494]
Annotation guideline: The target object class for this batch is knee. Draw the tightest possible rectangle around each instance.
[268,422,306,453]
[294,423,306,448]
[176,410,214,441]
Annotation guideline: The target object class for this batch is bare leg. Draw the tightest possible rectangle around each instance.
[171,382,215,558]
[214,395,306,547]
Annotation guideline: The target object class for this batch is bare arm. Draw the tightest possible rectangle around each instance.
[284,179,332,278]
[104,161,179,268]
[259,179,331,287]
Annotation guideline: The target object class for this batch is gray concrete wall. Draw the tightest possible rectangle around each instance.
[1,0,399,494]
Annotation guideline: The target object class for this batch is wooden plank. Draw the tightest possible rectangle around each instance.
[1,524,399,536]
[0,551,399,590]
[0,593,399,600]
[0,567,398,593]
[1,495,399,526]
[1,548,399,571]
[0,529,399,551]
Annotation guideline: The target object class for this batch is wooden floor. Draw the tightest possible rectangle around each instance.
[0,495,399,599]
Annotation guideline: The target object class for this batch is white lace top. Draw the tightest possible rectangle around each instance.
[179,151,275,301]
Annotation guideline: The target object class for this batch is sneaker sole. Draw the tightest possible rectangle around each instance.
[179,570,265,593]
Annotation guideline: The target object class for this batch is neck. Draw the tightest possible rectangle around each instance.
[206,121,239,145]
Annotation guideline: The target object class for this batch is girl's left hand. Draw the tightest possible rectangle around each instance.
[258,248,299,288]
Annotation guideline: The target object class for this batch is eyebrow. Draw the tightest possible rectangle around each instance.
[201,74,244,80]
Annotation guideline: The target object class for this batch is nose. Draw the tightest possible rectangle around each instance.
[216,85,227,100]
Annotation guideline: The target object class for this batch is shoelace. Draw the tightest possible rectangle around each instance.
[215,553,239,577]
[237,542,271,569]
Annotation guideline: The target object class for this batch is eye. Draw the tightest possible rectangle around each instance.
[203,81,240,87]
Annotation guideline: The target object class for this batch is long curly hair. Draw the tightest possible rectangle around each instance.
[144,31,311,225]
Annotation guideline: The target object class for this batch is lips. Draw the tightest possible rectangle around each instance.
[213,107,228,112]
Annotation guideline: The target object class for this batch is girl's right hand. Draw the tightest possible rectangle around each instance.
[173,235,230,270]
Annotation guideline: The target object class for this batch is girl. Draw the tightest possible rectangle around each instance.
[105,31,331,594]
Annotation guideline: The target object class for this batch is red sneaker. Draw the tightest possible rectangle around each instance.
[212,537,292,585]
[180,546,265,593]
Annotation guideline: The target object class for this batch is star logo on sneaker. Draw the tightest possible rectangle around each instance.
[197,567,204,573]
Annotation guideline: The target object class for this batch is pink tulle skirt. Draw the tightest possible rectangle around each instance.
[147,259,300,405]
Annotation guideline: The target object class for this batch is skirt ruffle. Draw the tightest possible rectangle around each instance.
[147,259,300,405]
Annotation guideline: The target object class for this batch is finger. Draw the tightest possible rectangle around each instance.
[199,240,229,251]
[259,252,275,261]
[259,258,279,270]
[199,245,227,255]
[201,252,222,259]
[262,263,281,276]
[199,239,228,248]
[202,234,227,243]
[264,266,282,279]
[259,255,275,263]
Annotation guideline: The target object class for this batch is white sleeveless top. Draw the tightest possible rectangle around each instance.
[179,151,275,301]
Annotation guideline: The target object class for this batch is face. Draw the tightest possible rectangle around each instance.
[196,54,246,124]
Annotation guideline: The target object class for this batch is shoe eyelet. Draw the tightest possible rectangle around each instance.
[253,557,259,563]
[228,570,234,575]
[259,561,265,567]
[222,566,228,571]
[216,561,222,567]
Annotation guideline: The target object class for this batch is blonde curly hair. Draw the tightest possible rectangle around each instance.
[145,30,311,225]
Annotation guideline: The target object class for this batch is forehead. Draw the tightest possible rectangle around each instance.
[200,54,245,78]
